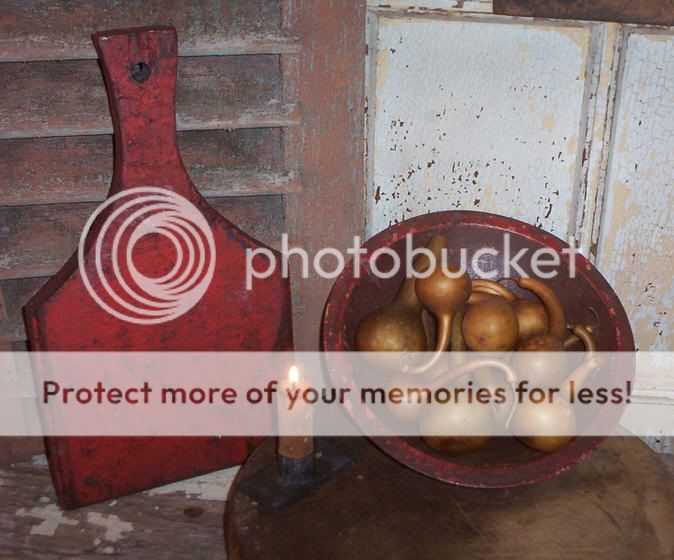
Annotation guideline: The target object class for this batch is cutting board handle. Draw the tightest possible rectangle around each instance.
[92,27,194,196]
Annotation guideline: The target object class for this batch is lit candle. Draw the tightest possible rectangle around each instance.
[277,365,314,482]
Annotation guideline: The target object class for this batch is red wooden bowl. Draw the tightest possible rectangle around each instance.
[322,210,634,487]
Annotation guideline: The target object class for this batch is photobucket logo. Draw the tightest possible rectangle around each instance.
[78,187,216,325]
[246,233,581,289]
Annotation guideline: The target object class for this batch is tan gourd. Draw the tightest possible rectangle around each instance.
[461,296,519,352]
[513,299,549,340]
[355,236,447,373]
[511,277,569,384]
[387,357,516,425]
[464,283,520,417]
[468,281,547,343]
[517,277,566,339]
[403,253,472,374]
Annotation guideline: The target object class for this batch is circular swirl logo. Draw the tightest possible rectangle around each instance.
[78,187,216,325]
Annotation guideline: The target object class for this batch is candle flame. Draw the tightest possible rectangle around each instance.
[288,365,299,385]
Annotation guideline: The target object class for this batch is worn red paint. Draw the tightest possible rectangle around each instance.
[322,210,634,487]
[23,27,292,509]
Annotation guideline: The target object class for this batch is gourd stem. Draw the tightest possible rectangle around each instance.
[564,324,595,348]
[565,354,604,387]
[471,280,517,302]
[429,358,518,388]
[428,358,519,427]
[565,325,602,387]
[450,308,467,353]
[402,313,452,374]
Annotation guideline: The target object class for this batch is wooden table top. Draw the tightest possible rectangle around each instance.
[0,440,672,559]
[227,437,674,560]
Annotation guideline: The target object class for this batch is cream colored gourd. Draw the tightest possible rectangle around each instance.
[513,325,600,453]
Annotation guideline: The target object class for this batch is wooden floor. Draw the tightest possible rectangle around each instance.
[0,454,237,558]
[1,448,673,559]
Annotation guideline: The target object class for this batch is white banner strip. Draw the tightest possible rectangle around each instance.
[0,351,672,437]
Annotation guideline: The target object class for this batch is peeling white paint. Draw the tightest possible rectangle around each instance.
[596,31,674,351]
[16,504,79,536]
[368,0,493,13]
[32,454,47,466]
[86,512,133,542]
[366,15,593,238]
[145,466,239,501]
[578,23,621,257]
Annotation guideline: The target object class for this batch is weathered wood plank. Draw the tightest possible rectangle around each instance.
[0,277,47,342]
[0,438,45,465]
[494,0,674,26]
[284,0,367,349]
[0,285,6,320]
[368,1,493,14]
[0,456,232,558]
[0,130,300,205]
[595,30,674,351]
[0,57,299,139]
[574,23,622,258]
[0,0,300,61]
[0,196,284,281]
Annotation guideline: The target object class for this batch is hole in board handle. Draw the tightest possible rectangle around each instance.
[130,62,151,83]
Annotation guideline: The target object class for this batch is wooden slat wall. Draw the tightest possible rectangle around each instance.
[0,197,285,281]
[0,130,299,206]
[0,0,300,60]
[0,196,284,340]
[0,57,298,138]
[0,0,300,350]
[0,0,369,460]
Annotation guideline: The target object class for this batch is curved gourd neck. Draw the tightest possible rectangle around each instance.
[392,235,449,312]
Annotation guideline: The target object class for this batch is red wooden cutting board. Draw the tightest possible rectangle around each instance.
[23,26,293,509]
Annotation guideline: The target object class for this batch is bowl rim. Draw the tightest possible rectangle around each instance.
[321,210,635,487]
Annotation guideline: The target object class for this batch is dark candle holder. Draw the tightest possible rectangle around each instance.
[277,453,316,485]
[236,438,353,511]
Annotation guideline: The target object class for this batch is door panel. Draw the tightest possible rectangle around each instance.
[367,14,595,238]
[596,30,674,351]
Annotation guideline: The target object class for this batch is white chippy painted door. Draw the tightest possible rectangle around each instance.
[367,15,594,238]
[594,29,673,352]
[365,2,673,354]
